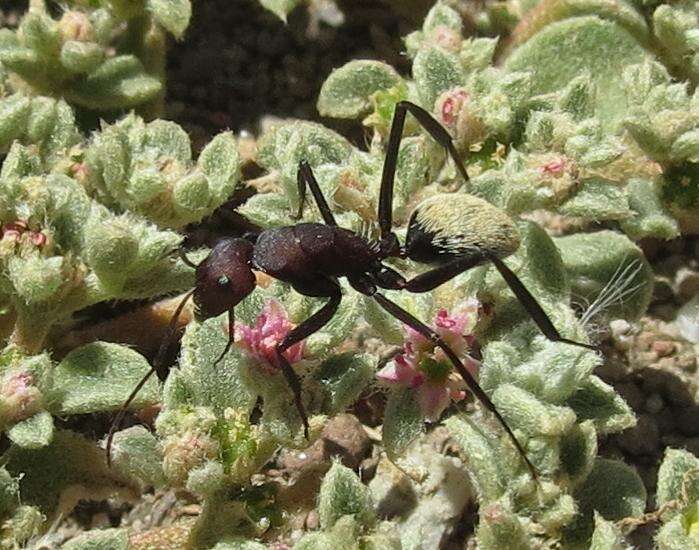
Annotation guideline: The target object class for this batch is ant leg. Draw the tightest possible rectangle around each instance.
[295,160,337,226]
[401,256,483,293]
[369,291,538,480]
[397,254,596,351]
[106,289,194,466]
[213,309,236,365]
[488,254,597,351]
[378,100,469,239]
[276,285,342,438]
[179,249,199,269]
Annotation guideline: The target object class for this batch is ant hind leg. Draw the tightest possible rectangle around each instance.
[488,254,597,351]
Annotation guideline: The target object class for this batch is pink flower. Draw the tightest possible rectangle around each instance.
[377,299,480,421]
[233,300,304,374]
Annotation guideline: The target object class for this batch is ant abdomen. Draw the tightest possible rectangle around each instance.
[405,193,521,264]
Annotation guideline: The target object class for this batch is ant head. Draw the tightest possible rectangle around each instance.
[194,238,256,320]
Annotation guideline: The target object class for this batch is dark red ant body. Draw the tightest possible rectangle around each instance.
[108,102,596,478]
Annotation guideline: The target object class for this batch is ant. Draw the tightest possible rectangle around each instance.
[107,101,596,478]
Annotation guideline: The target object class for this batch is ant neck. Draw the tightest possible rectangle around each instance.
[378,232,405,260]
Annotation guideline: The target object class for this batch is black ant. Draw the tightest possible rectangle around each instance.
[107,101,596,478]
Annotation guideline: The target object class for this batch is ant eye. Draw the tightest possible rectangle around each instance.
[217,275,230,286]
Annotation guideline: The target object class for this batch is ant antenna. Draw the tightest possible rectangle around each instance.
[106,289,194,466]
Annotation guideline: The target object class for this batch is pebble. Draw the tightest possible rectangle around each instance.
[651,340,676,357]
[277,413,371,473]
[617,414,660,456]
[305,510,319,530]
[644,393,665,415]
[616,381,645,411]
[675,268,699,300]
[674,405,699,437]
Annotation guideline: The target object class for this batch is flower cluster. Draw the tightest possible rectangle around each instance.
[234,300,305,373]
[378,299,480,420]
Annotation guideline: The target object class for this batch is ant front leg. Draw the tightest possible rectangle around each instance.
[295,160,337,226]
[276,282,342,438]
[367,291,538,480]
[378,100,470,241]
[214,309,236,365]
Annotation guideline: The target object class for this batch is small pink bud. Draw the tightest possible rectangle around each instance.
[441,90,469,126]
[432,26,462,52]
[30,232,46,247]
[540,157,567,177]
[1,370,42,425]
[70,162,90,182]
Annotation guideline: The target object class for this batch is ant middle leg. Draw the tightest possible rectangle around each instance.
[276,281,342,438]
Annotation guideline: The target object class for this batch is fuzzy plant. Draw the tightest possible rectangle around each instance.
[315,1,690,241]
[0,0,191,116]
[0,103,241,352]
[0,0,693,548]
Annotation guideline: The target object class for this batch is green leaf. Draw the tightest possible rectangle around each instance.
[60,40,104,74]
[560,421,598,485]
[259,0,303,21]
[505,17,648,132]
[656,448,699,512]
[444,415,515,502]
[61,528,129,550]
[312,353,375,415]
[564,458,646,544]
[318,60,403,119]
[147,0,192,39]
[109,426,166,489]
[69,56,162,111]
[0,467,19,516]
[7,411,54,449]
[382,388,424,461]
[173,317,257,414]
[212,539,267,550]
[554,230,653,321]
[590,512,629,550]
[413,46,464,109]
[199,131,240,202]
[559,179,631,221]
[567,375,636,434]
[476,501,532,550]
[318,462,375,529]
[47,342,159,415]
[4,429,133,515]
[492,384,576,436]
[620,178,680,240]
[655,515,697,550]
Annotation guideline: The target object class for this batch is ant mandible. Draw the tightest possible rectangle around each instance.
[107,101,596,479]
